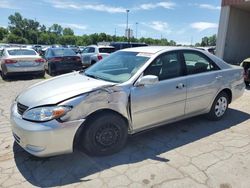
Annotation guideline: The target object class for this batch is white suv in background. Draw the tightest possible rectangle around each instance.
[81,45,115,67]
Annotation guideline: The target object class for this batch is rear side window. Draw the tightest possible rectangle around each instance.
[183,52,219,75]
[7,49,37,56]
[99,48,115,54]
[52,49,76,56]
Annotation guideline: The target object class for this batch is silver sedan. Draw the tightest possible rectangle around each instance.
[0,48,45,79]
[11,46,245,157]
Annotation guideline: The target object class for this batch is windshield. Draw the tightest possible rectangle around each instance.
[52,48,76,56]
[7,49,37,56]
[84,51,150,83]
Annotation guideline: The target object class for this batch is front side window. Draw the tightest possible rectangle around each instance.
[84,51,150,83]
[183,51,218,75]
[88,47,95,53]
[144,52,183,81]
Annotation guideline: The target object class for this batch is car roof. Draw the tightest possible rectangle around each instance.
[243,58,250,62]
[121,46,194,54]
[87,45,114,48]
[5,47,36,51]
[98,45,114,48]
[49,47,73,50]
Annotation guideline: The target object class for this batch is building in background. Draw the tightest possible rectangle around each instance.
[217,0,250,64]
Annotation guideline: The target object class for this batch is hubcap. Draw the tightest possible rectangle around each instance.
[95,124,120,147]
[215,96,227,117]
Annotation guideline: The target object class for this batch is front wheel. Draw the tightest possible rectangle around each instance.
[81,113,128,156]
[206,92,229,121]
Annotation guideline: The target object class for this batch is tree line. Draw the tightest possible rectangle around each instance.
[195,35,217,47]
[0,12,216,47]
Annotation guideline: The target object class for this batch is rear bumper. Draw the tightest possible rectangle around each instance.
[232,82,245,101]
[4,64,44,74]
[10,102,85,157]
[53,63,83,72]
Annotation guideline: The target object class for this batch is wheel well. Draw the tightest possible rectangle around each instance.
[73,109,129,151]
[220,88,232,104]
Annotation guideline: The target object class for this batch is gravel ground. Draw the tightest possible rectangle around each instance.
[0,74,250,188]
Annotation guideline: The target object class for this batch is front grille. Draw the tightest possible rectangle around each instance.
[17,102,29,115]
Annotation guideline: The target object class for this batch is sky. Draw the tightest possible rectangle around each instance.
[0,0,221,45]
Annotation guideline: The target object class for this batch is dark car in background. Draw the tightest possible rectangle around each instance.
[240,58,250,86]
[110,42,148,51]
[44,48,82,76]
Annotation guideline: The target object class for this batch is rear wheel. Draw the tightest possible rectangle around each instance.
[206,92,229,121]
[38,71,45,78]
[48,64,55,76]
[91,60,96,65]
[245,81,249,87]
[81,112,128,156]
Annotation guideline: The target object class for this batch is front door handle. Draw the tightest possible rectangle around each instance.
[216,75,223,80]
[176,83,185,89]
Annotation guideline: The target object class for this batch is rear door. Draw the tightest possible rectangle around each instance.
[181,50,221,115]
[82,47,96,65]
[131,51,187,131]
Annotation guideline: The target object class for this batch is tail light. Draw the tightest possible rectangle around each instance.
[50,57,63,62]
[97,55,103,61]
[4,59,17,64]
[35,58,45,63]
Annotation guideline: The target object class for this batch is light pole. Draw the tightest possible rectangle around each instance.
[126,9,130,41]
[135,22,138,39]
[126,10,129,30]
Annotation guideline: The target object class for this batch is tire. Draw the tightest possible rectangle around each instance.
[81,112,128,156]
[38,71,45,78]
[91,61,96,65]
[1,70,7,80]
[206,92,229,121]
[245,81,249,87]
[48,64,55,76]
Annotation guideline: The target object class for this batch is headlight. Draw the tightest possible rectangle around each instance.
[22,106,72,122]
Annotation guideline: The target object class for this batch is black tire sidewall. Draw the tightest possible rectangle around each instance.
[82,113,128,156]
[48,64,55,76]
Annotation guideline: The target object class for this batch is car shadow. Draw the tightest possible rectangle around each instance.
[0,74,46,82]
[13,108,250,187]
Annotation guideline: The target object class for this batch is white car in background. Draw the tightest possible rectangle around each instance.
[0,48,45,79]
[81,45,115,67]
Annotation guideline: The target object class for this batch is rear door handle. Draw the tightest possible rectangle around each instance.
[176,83,185,89]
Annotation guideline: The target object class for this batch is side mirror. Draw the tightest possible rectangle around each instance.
[135,75,159,87]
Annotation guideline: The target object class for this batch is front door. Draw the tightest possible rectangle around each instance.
[130,51,187,131]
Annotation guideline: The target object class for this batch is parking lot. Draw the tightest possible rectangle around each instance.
[0,74,249,188]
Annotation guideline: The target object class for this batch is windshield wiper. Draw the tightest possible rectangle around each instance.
[84,73,101,80]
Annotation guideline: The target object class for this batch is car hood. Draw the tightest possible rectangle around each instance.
[17,72,115,108]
